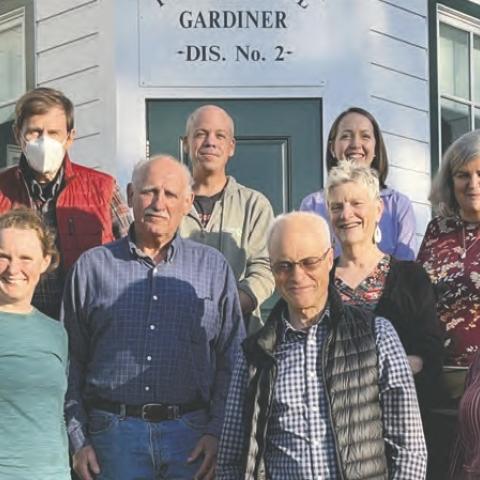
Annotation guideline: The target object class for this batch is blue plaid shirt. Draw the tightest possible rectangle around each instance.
[218,310,427,479]
[62,230,245,453]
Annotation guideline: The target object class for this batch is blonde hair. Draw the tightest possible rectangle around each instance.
[0,208,59,272]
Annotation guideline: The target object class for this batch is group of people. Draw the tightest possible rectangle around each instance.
[0,86,479,480]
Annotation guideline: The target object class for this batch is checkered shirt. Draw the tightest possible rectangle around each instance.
[218,311,427,479]
[21,161,132,319]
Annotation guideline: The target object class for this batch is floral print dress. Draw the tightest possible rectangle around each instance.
[334,255,391,311]
[418,216,480,367]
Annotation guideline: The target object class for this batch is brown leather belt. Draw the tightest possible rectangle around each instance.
[89,398,206,422]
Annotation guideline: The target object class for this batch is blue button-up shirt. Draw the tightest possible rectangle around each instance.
[62,231,245,453]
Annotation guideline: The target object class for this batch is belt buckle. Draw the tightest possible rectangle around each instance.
[141,403,161,421]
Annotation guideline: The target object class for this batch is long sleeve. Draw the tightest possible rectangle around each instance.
[206,262,246,438]
[109,182,132,239]
[237,193,275,309]
[61,260,91,454]
[375,317,427,479]
[391,191,417,261]
[217,350,249,479]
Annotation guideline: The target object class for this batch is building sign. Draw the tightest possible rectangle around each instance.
[138,0,325,87]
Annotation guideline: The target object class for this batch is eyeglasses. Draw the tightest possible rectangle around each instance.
[270,248,331,276]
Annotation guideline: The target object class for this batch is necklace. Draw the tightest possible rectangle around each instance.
[460,225,480,259]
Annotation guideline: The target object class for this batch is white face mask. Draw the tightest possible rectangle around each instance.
[24,135,66,175]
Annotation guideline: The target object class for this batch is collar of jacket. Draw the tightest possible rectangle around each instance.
[18,152,75,183]
[242,284,345,364]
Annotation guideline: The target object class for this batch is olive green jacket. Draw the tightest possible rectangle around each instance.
[179,176,274,334]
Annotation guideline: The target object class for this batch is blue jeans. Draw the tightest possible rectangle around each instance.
[88,408,206,479]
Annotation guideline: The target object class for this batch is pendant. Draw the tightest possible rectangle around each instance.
[461,251,466,259]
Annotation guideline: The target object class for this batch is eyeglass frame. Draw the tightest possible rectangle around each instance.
[270,247,332,276]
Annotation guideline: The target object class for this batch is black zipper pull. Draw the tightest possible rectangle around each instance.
[68,218,75,235]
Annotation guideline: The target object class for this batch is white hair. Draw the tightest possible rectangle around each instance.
[325,160,380,204]
[267,211,332,253]
[131,154,193,194]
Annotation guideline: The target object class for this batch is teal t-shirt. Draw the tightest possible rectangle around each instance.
[0,309,70,480]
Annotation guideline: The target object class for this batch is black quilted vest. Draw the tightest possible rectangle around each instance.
[241,286,388,480]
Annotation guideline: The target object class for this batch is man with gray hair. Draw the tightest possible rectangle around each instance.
[180,104,274,334]
[63,155,245,480]
[218,211,427,479]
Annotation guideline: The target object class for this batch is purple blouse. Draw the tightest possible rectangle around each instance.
[300,187,417,260]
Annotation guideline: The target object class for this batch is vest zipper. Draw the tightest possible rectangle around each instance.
[322,331,346,480]
[68,218,75,235]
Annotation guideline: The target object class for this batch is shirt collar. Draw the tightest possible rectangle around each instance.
[280,304,330,341]
[19,155,64,202]
[127,224,181,263]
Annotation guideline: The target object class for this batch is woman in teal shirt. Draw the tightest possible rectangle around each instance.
[0,208,69,479]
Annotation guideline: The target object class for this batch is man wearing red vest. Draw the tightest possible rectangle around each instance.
[0,87,131,319]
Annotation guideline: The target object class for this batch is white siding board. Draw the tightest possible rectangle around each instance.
[69,134,102,170]
[37,35,99,83]
[371,1,427,47]
[388,166,431,204]
[413,203,432,236]
[39,68,100,105]
[73,101,101,138]
[37,0,96,21]
[369,31,428,79]
[370,97,429,143]
[369,64,428,111]
[379,0,427,16]
[383,133,430,173]
[37,3,99,52]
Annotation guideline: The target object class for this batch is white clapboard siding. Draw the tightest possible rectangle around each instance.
[369,31,428,80]
[73,101,102,139]
[413,202,433,236]
[370,97,429,143]
[371,0,427,47]
[37,2,99,52]
[379,0,428,16]
[68,134,102,170]
[383,132,430,174]
[37,35,99,84]
[368,64,429,111]
[39,68,101,106]
[36,0,96,21]
[388,165,431,204]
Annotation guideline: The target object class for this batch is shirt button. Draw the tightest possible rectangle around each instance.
[149,324,156,330]
[145,386,150,392]
[153,268,157,274]
[146,355,152,361]
[311,405,318,412]
[153,295,158,300]
[308,370,316,379]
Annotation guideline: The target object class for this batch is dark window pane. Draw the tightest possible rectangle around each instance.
[441,98,470,153]
[475,35,480,103]
[439,23,470,99]
[475,108,480,130]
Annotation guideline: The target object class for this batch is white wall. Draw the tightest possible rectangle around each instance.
[36,0,435,239]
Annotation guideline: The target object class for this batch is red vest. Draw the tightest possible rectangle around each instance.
[0,155,115,270]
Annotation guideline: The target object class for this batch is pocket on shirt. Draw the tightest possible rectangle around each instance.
[88,409,119,435]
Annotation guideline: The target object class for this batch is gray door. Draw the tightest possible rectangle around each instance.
[147,98,323,315]
[146,98,323,214]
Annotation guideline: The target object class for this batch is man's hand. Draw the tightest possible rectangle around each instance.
[73,445,100,480]
[238,290,255,316]
[188,434,218,480]
[407,355,424,375]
